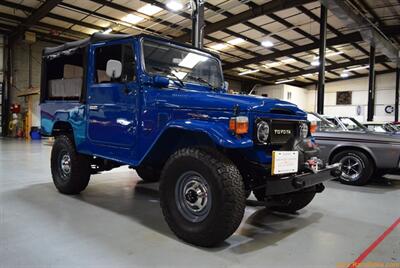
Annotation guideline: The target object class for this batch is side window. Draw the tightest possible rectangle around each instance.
[44,48,84,100]
[93,43,135,84]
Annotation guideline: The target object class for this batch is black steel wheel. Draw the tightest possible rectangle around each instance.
[159,147,245,247]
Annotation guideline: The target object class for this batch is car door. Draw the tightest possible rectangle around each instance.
[87,41,138,148]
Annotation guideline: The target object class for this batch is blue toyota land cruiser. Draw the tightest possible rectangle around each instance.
[41,33,340,247]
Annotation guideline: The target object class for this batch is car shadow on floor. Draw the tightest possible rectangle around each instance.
[12,178,324,254]
[326,177,400,194]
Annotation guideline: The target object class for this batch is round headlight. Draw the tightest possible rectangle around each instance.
[300,122,309,138]
[257,121,270,144]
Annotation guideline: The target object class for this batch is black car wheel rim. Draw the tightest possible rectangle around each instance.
[340,156,362,181]
[59,150,71,180]
[175,171,212,223]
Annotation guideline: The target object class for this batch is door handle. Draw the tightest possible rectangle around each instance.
[124,86,133,95]
[89,105,99,111]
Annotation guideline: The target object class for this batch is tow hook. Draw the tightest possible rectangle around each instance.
[292,178,306,189]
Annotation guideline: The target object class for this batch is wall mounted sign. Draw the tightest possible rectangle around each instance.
[336,91,352,105]
[385,105,394,114]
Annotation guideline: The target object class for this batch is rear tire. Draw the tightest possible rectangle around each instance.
[51,135,91,194]
[332,150,373,186]
[160,147,245,247]
[136,166,160,182]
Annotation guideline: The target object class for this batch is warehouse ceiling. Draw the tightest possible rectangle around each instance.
[0,0,399,87]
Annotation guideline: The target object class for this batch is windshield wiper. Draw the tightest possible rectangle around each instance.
[186,75,217,91]
[152,66,185,88]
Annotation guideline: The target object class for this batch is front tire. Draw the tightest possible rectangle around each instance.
[159,147,245,247]
[51,135,91,194]
[332,150,373,186]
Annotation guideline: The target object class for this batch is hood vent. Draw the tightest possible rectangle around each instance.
[270,108,296,115]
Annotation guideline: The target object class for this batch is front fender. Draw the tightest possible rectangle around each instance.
[166,119,253,148]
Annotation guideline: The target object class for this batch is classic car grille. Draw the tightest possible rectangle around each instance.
[269,120,298,144]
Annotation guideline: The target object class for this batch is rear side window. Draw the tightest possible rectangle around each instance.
[93,43,135,84]
[43,47,84,100]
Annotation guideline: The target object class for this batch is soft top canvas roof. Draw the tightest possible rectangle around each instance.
[43,32,221,60]
[43,33,132,55]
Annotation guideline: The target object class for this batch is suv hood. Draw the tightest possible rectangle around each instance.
[153,90,306,117]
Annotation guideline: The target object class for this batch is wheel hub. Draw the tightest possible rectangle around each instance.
[175,171,211,223]
[60,153,71,176]
[340,156,362,181]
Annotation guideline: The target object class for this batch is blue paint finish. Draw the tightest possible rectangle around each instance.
[41,35,308,167]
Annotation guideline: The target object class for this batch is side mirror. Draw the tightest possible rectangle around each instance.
[153,75,170,88]
[106,59,122,79]
[223,81,229,91]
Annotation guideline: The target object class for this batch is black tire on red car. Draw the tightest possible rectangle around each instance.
[51,135,91,194]
[159,147,246,247]
[331,150,374,186]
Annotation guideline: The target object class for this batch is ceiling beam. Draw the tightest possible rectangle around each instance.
[10,0,63,40]
[311,69,395,84]
[223,25,400,70]
[175,0,315,42]
[261,55,388,82]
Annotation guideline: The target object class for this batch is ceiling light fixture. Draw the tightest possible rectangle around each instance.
[346,65,369,72]
[239,69,259,76]
[261,40,273,47]
[340,72,349,78]
[138,4,163,15]
[209,43,227,50]
[228,38,245,45]
[275,79,295,84]
[166,1,184,11]
[121,14,144,24]
[311,60,320,66]
[102,28,112,34]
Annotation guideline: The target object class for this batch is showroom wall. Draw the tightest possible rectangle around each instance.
[306,72,399,122]
[10,40,52,127]
[255,72,399,122]
[254,84,309,111]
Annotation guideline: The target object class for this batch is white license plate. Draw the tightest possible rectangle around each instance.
[272,151,299,175]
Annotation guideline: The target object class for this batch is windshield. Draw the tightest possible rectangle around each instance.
[142,40,223,89]
[366,125,387,133]
[307,113,340,132]
[339,117,367,131]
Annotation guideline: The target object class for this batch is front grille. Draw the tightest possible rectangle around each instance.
[270,120,298,144]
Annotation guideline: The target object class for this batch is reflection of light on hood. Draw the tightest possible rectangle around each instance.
[116,118,131,126]
[179,53,208,69]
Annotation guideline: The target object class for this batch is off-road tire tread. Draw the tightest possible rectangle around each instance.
[160,147,245,247]
[51,135,91,194]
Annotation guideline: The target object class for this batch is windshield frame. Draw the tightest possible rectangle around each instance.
[338,117,368,132]
[139,37,224,89]
[308,113,341,132]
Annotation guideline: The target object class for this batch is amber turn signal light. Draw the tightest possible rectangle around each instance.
[310,121,318,134]
[229,116,249,134]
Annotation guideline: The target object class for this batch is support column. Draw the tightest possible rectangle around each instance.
[191,0,205,49]
[367,45,376,122]
[317,4,327,115]
[395,67,399,122]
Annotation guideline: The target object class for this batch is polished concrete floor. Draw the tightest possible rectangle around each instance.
[1,138,399,268]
